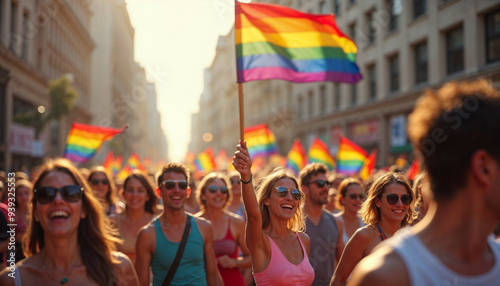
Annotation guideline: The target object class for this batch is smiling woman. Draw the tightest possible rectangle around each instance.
[0,158,139,286]
[232,141,315,285]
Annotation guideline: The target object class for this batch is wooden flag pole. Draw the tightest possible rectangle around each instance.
[238,83,244,141]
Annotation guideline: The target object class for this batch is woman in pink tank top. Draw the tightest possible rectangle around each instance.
[233,142,315,285]
[194,172,251,286]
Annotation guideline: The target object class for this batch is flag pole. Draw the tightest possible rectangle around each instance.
[238,83,244,141]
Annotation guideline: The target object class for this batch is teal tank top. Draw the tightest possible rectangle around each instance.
[151,215,207,286]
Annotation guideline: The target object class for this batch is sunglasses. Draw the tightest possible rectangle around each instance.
[383,193,412,206]
[208,185,229,194]
[308,180,332,188]
[230,179,240,185]
[90,179,109,185]
[161,180,188,190]
[274,186,302,201]
[34,185,84,204]
[348,193,365,200]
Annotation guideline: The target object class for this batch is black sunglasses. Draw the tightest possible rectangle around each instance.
[208,185,229,194]
[308,180,332,188]
[348,193,365,200]
[35,185,84,204]
[274,186,302,201]
[161,180,188,190]
[383,193,412,206]
[90,178,109,185]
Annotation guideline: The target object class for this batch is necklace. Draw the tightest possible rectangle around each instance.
[41,253,79,285]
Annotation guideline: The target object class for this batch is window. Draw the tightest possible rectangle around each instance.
[366,11,376,45]
[388,0,402,32]
[308,91,314,118]
[486,9,500,63]
[319,0,327,14]
[368,64,376,100]
[389,53,400,92]
[334,84,341,110]
[320,85,327,115]
[351,84,357,106]
[414,41,428,84]
[446,26,464,75]
[333,0,340,16]
[413,0,426,19]
[22,12,29,60]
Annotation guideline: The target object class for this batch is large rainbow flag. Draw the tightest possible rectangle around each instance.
[235,1,362,83]
[286,139,306,175]
[63,122,123,163]
[307,137,335,170]
[337,136,368,176]
[244,123,278,159]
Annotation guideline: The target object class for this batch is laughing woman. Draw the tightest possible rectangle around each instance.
[330,172,417,286]
[195,172,251,286]
[0,158,138,286]
[233,141,314,285]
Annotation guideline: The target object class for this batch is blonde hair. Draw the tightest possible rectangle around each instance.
[196,172,232,213]
[360,172,417,227]
[256,167,306,233]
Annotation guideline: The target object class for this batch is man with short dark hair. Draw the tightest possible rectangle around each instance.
[136,162,223,286]
[350,80,500,285]
[299,162,344,286]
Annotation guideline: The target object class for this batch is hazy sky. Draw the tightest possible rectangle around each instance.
[125,0,234,162]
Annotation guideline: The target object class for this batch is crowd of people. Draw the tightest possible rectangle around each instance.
[0,79,499,285]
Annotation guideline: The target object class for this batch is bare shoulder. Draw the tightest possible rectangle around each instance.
[113,251,133,269]
[0,266,15,286]
[137,219,156,240]
[193,215,213,234]
[352,225,376,241]
[112,252,139,285]
[227,211,245,225]
[298,231,310,243]
[349,245,410,286]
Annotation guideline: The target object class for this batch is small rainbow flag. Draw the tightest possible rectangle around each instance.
[337,136,368,176]
[235,1,362,83]
[113,156,122,175]
[117,153,145,180]
[63,122,123,163]
[406,158,420,181]
[102,151,114,175]
[195,148,216,172]
[286,139,306,175]
[307,137,335,170]
[359,149,377,180]
[245,123,278,159]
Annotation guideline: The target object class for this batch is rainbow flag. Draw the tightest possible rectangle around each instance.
[286,139,306,175]
[235,1,362,83]
[117,153,145,180]
[113,155,122,175]
[244,123,278,159]
[337,136,368,176]
[307,137,335,170]
[63,122,123,163]
[184,152,197,173]
[195,148,216,172]
[359,149,377,180]
[406,158,420,181]
[102,151,114,175]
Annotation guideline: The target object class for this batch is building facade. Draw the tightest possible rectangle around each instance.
[191,0,500,170]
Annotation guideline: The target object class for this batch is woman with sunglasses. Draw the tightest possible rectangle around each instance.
[233,142,315,285]
[194,172,251,286]
[330,172,417,286]
[0,158,138,285]
[334,178,366,246]
[113,170,159,263]
[88,166,124,216]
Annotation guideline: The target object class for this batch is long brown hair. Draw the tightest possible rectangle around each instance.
[123,170,158,214]
[24,158,122,285]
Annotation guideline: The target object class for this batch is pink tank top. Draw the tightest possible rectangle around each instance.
[253,233,315,286]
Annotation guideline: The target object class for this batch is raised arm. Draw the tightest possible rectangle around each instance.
[232,141,263,252]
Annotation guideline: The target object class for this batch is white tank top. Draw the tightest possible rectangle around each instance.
[391,228,500,286]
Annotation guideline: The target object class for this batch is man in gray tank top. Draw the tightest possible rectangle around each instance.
[299,163,344,286]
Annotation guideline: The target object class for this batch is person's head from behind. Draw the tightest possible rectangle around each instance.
[360,172,416,227]
[123,170,158,214]
[337,178,364,214]
[88,166,117,205]
[298,162,330,206]
[196,172,232,213]
[256,167,305,232]
[408,80,500,203]
[25,158,119,284]
[157,162,190,211]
